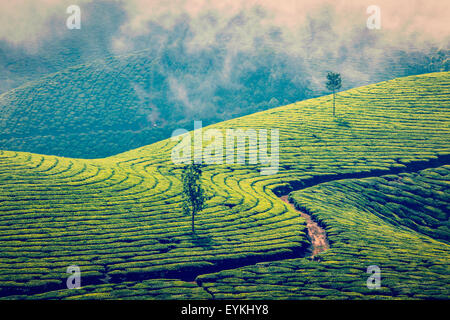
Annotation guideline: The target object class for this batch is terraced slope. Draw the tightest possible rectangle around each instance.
[0,50,308,159]
[0,72,449,299]
[198,166,450,299]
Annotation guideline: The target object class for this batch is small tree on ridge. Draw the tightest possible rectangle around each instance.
[181,163,206,234]
[326,72,342,117]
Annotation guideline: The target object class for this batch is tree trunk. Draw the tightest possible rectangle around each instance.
[333,90,335,117]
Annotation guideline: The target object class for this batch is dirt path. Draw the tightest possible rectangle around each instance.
[280,195,329,257]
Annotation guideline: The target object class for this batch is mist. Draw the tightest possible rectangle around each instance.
[0,0,448,129]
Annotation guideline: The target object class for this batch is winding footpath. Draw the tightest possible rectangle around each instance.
[280,195,329,257]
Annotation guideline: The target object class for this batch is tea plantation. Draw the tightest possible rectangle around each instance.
[0,72,449,299]
[197,166,450,299]
[0,49,310,159]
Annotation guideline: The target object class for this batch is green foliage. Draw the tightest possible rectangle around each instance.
[326,72,342,92]
[0,72,449,299]
[182,164,206,234]
[326,72,342,116]
[197,166,450,299]
[0,51,308,159]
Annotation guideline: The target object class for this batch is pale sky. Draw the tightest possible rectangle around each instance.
[0,0,448,48]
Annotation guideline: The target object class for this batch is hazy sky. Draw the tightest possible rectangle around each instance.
[0,0,448,97]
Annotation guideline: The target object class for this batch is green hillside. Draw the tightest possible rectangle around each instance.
[0,72,449,299]
[0,50,307,159]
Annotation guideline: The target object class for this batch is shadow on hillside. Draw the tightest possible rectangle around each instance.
[334,117,351,127]
[189,233,216,249]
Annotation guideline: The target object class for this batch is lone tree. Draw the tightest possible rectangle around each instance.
[326,72,342,116]
[181,163,206,234]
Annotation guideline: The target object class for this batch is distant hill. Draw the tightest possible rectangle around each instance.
[1,46,448,159]
[0,50,311,158]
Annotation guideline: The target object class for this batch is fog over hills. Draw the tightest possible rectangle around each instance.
[0,0,448,157]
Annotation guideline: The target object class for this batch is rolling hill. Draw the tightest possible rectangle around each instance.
[0,72,449,299]
[0,49,310,159]
[1,45,447,160]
